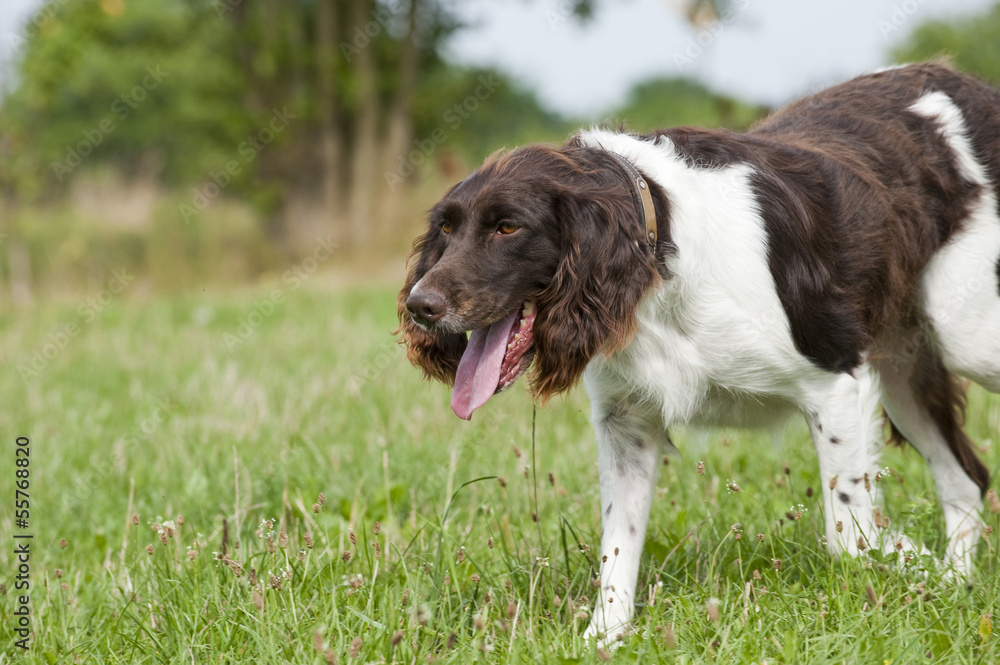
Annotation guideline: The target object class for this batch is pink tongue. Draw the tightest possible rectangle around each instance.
[451,308,520,420]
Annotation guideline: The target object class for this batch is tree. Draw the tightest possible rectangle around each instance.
[891,4,1000,84]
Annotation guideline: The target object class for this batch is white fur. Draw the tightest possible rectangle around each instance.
[912,91,1000,392]
[575,124,994,644]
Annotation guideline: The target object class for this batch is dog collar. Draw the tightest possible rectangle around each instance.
[607,152,657,248]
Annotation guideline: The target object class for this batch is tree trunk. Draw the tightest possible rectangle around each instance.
[316,0,345,235]
[378,0,420,231]
[345,0,381,248]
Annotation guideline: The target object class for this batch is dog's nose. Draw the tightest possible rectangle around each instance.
[406,289,447,326]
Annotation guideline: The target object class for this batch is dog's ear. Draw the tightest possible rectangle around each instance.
[530,153,661,401]
[395,233,468,384]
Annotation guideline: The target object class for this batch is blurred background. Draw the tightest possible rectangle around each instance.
[0,0,999,300]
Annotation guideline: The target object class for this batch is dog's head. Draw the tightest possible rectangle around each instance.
[396,141,663,419]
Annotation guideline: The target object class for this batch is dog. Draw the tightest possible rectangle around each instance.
[397,62,998,642]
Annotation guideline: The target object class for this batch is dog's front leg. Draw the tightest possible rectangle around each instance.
[583,400,663,644]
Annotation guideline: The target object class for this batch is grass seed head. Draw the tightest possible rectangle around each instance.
[146,544,154,555]
[278,531,288,548]
[446,632,457,649]
[772,559,782,570]
[987,489,1000,514]
[829,475,838,489]
[318,492,326,505]
[54,568,63,578]
[865,584,879,608]
[706,599,720,622]
[312,503,321,513]
[304,532,314,549]
[131,513,140,526]
[373,521,381,535]
[507,599,517,619]
[857,536,867,551]
[391,630,404,646]
[348,636,361,658]
[696,461,705,475]
[597,647,612,661]
[342,551,352,563]
[660,623,677,647]
[498,477,507,488]
[313,631,324,653]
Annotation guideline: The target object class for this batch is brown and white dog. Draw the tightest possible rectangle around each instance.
[397,62,999,641]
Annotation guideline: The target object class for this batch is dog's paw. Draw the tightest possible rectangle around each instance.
[583,612,633,649]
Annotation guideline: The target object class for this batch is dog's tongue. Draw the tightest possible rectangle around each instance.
[451,308,520,420]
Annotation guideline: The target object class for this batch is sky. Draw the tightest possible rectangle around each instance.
[448,0,996,117]
[1,0,995,117]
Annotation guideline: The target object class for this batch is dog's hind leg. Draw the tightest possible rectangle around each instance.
[800,364,899,559]
[582,394,665,645]
[874,337,987,575]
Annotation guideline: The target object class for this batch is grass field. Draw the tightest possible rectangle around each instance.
[1,282,999,664]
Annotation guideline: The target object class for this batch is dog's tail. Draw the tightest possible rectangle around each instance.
[886,344,989,495]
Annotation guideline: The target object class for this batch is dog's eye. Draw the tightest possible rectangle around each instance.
[441,222,452,234]
[496,221,519,235]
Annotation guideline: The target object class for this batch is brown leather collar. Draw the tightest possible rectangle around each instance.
[607,151,657,248]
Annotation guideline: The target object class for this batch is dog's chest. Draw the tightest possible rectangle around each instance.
[594,291,805,428]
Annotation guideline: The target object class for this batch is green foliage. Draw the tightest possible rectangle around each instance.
[892,4,1000,84]
[610,77,766,133]
[3,0,255,189]
[411,67,572,166]
[1,286,999,662]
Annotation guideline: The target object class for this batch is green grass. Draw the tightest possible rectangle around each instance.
[1,283,999,664]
